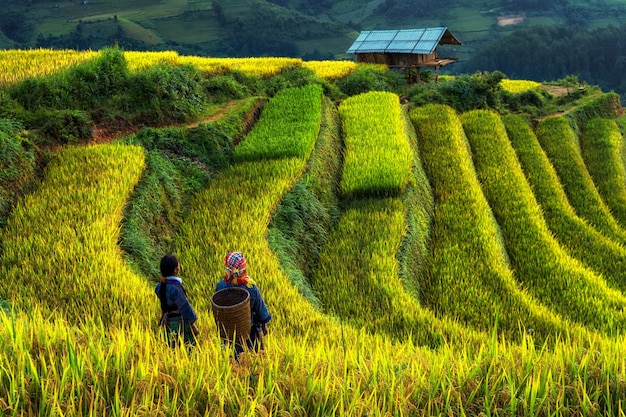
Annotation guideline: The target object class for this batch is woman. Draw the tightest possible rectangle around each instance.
[156,254,199,347]
[215,251,271,354]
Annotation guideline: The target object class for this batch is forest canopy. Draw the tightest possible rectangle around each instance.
[455,24,626,100]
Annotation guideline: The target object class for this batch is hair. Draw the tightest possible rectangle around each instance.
[160,254,179,277]
[158,254,179,313]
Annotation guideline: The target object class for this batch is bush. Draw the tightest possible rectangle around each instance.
[409,70,505,112]
[336,65,402,96]
[9,47,129,112]
[204,74,249,103]
[127,63,206,124]
[36,109,93,144]
[264,64,318,97]
[0,119,35,226]
[124,123,233,171]
[518,89,544,107]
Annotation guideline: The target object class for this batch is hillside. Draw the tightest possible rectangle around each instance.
[2,48,626,415]
[3,0,626,60]
[5,0,626,100]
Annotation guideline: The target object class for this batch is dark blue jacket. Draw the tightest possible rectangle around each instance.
[215,280,271,326]
[155,277,198,324]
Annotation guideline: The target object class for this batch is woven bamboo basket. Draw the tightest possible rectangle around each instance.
[211,287,251,343]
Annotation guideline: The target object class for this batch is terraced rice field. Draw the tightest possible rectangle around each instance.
[2,50,626,415]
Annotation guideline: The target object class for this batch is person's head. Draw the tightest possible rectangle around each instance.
[224,251,246,282]
[160,254,180,277]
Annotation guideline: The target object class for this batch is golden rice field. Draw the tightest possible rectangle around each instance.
[500,79,542,93]
[0,49,98,87]
[3,50,626,415]
[0,49,362,86]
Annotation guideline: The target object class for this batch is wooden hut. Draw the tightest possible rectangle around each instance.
[346,27,462,83]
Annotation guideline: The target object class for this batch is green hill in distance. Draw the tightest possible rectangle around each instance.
[4,0,625,60]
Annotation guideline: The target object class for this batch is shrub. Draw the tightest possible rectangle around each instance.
[336,65,401,96]
[36,109,93,144]
[409,70,505,112]
[264,64,318,97]
[0,119,35,226]
[127,63,206,124]
[204,74,249,103]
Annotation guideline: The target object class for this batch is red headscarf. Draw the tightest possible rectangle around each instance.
[224,252,256,288]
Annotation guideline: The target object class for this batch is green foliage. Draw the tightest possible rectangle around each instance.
[119,123,233,171]
[500,89,546,115]
[0,90,26,121]
[9,47,128,112]
[263,64,319,97]
[36,109,93,145]
[234,84,323,161]
[127,63,206,124]
[567,93,624,132]
[335,65,403,97]
[5,48,210,145]
[408,71,505,113]
[204,74,250,103]
[66,47,129,109]
[118,150,210,278]
[0,119,35,227]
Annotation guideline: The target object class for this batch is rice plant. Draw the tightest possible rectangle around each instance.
[234,84,323,162]
[411,104,566,339]
[504,114,626,292]
[536,116,626,245]
[462,109,626,334]
[339,91,413,199]
[579,118,626,228]
[0,143,153,327]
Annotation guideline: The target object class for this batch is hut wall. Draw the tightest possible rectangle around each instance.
[356,53,388,64]
[356,52,437,66]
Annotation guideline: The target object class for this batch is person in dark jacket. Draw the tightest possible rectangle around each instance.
[215,251,271,355]
[155,254,199,347]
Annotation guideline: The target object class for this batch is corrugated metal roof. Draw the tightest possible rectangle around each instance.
[346,27,460,54]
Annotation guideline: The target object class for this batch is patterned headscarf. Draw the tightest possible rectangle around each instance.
[224,251,256,288]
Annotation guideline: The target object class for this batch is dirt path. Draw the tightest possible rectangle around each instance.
[88,100,243,145]
[186,100,239,129]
